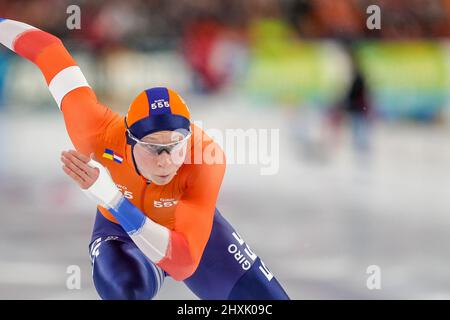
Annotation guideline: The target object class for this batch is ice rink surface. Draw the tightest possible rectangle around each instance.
[0,95,450,299]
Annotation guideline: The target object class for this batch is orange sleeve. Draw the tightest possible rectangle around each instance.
[59,87,118,155]
[10,25,117,155]
[157,143,226,280]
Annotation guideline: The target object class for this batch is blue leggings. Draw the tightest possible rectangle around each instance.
[89,208,290,300]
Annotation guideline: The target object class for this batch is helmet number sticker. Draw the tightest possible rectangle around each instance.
[151,99,170,110]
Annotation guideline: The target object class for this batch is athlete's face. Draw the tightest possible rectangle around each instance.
[132,130,188,185]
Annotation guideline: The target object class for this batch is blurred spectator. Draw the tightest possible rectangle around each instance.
[182,19,247,92]
[2,0,447,46]
[341,45,372,155]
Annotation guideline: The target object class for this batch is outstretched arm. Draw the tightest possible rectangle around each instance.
[0,18,117,154]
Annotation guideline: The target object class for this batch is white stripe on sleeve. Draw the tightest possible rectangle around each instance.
[130,217,170,263]
[48,66,90,109]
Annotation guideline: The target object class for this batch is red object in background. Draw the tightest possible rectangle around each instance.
[183,20,227,92]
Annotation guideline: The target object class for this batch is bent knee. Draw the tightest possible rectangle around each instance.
[91,240,161,300]
[95,270,155,300]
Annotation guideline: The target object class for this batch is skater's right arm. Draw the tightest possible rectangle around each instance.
[0,18,117,155]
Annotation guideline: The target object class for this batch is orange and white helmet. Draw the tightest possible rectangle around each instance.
[125,87,191,145]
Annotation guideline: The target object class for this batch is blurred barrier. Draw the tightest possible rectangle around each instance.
[244,20,450,120]
[1,35,449,121]
[358,41,449,120]
[244,20,351,107]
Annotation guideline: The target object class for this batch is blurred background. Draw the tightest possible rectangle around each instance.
[0,0,450,299]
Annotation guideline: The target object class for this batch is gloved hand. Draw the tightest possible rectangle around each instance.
[60,150,123,209]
